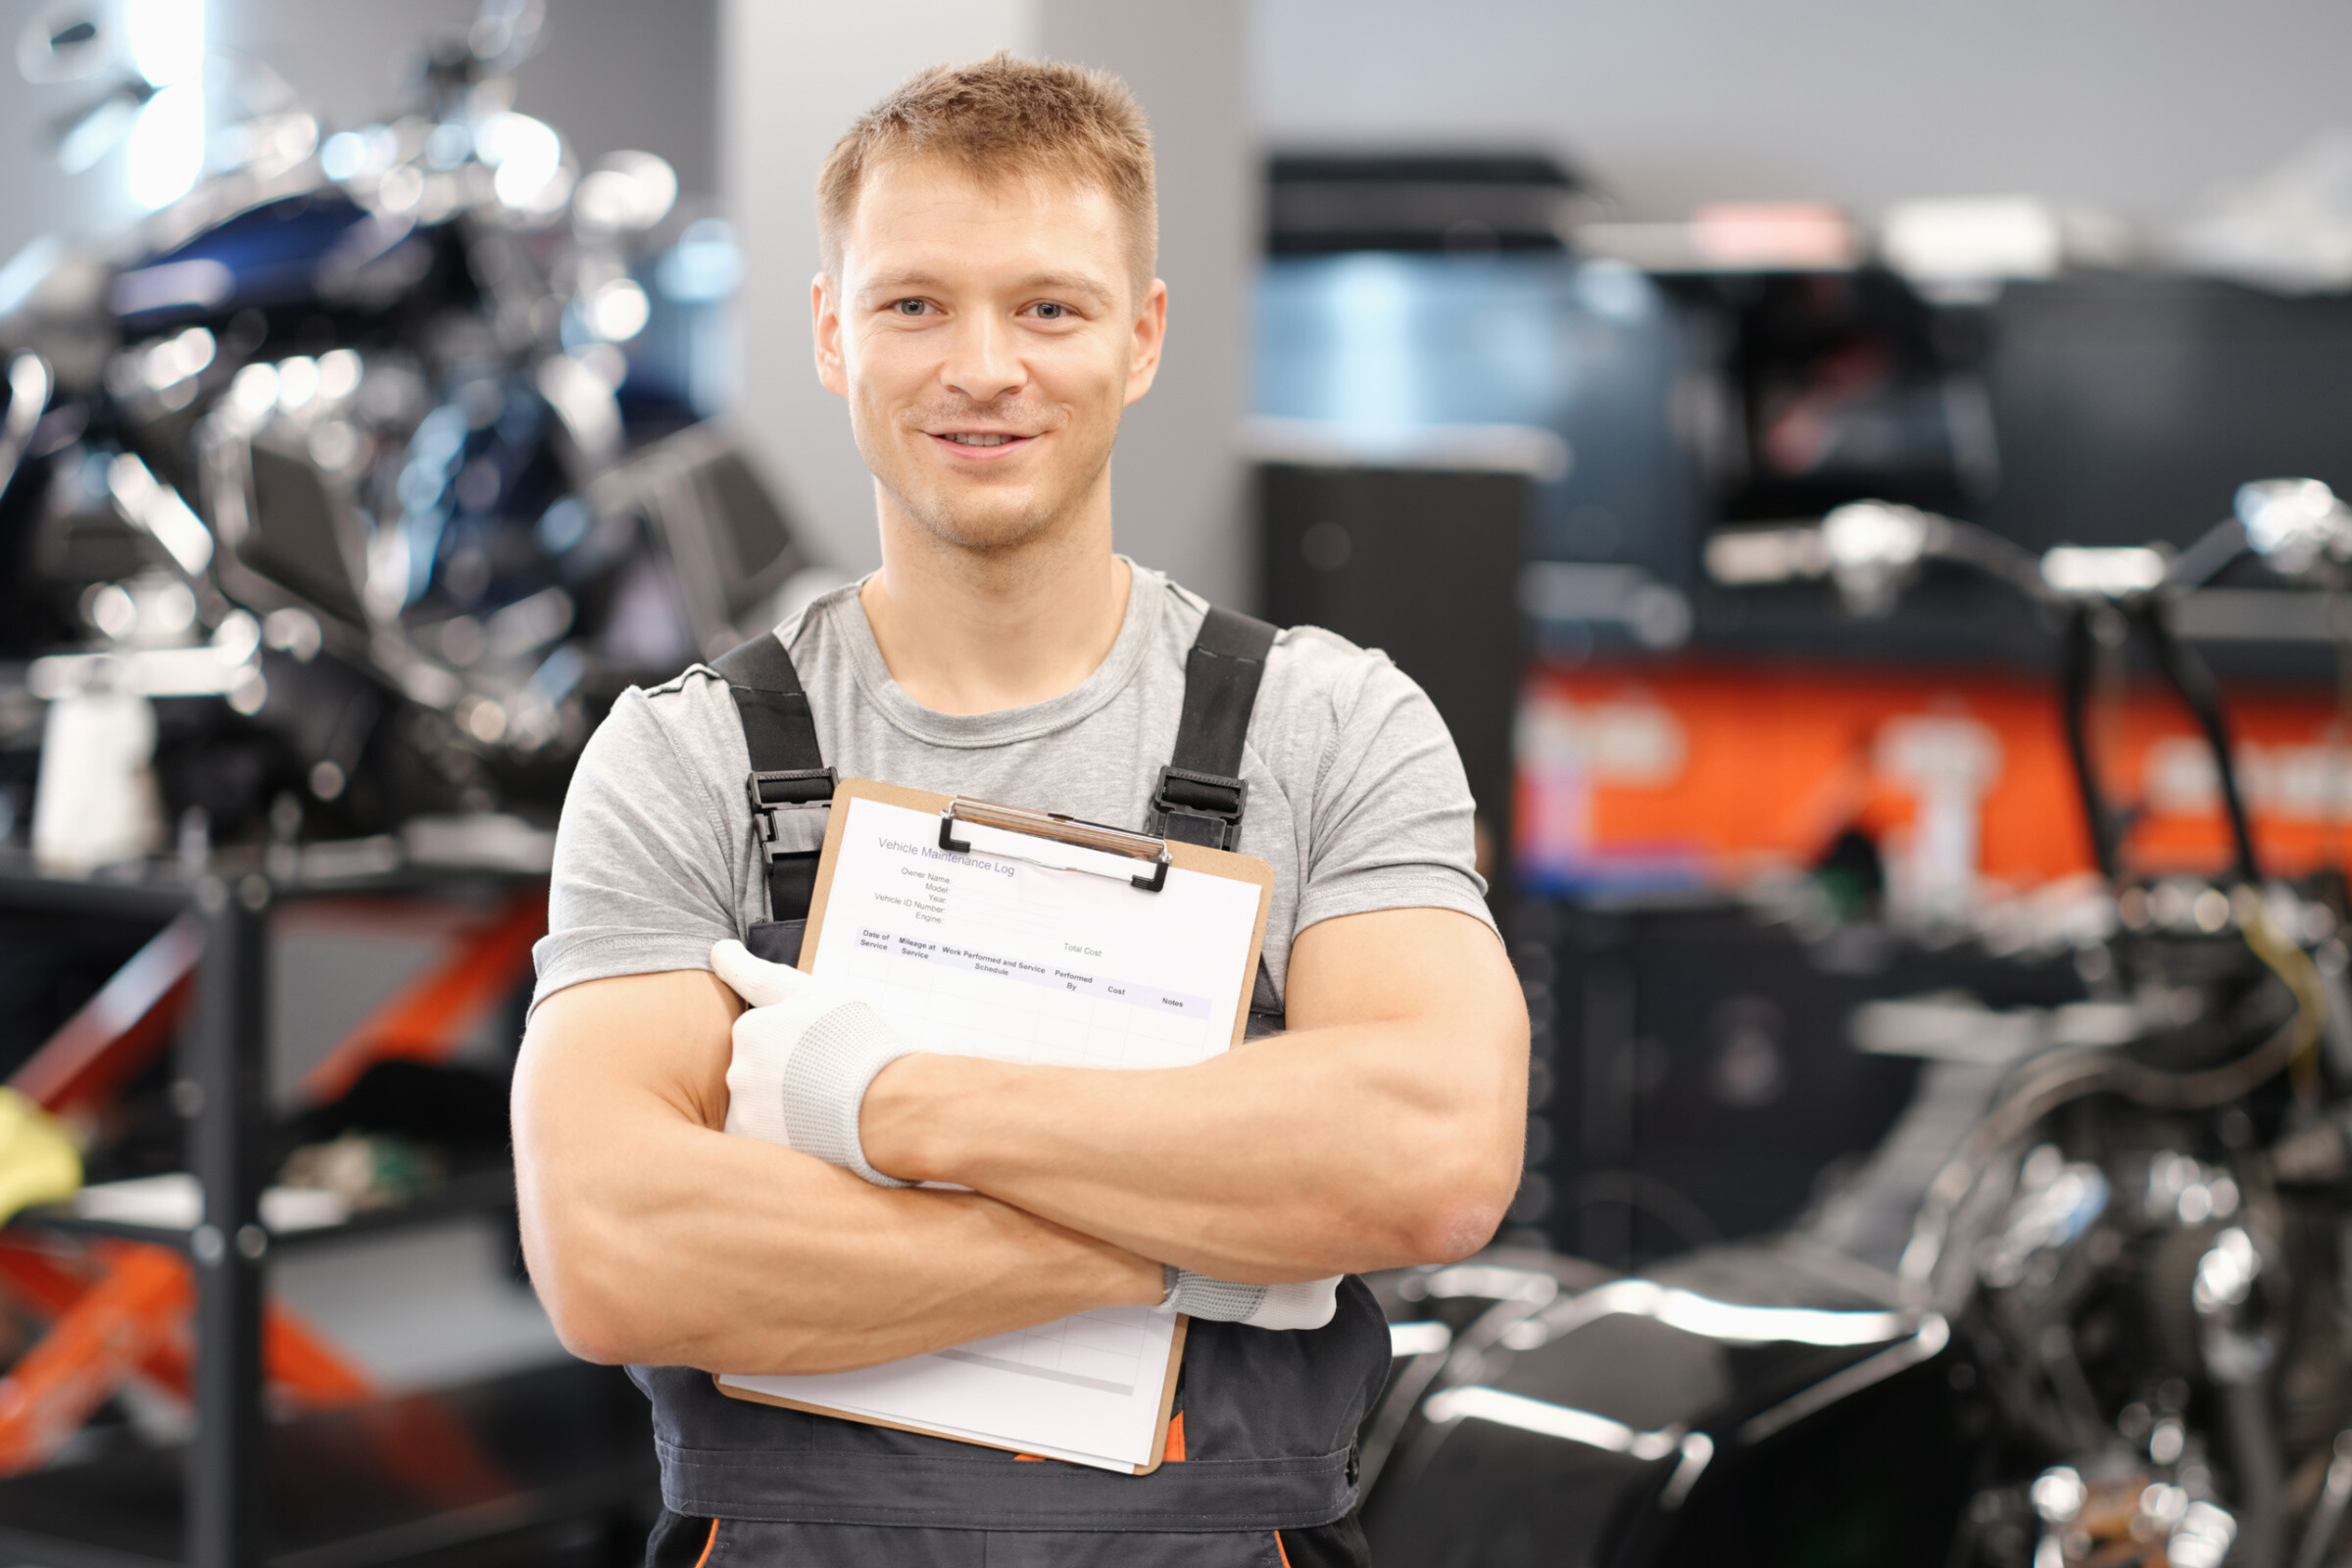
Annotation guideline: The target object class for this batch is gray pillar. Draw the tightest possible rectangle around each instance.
[1040,0,1252,607]
[186,874,271,1568]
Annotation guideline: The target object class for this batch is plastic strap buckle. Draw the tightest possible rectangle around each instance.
[1153,765,1248,850]
[746,767,837,858]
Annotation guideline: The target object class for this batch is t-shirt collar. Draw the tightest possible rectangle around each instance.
[835,557,1166,749]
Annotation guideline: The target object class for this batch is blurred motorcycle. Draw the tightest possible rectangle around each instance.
[1363,487,2352,1568]
[0,0,806,867]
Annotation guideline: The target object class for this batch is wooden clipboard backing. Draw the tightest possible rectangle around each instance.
[715,777,1277,1475]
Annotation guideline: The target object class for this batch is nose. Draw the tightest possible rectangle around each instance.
[940,310,1025,406]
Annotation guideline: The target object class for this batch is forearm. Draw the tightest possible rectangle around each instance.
[861,1018,1524,1279]
[858,907,1529,1280]
[512,970,1161,1375]
[518,1108,1160,1372]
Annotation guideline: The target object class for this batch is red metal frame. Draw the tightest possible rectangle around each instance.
[302,885,548,1102]
[0,1241,184,1472]
[0,883,547,1474]
[10,912,203,1127]
[0,1235,376,1473]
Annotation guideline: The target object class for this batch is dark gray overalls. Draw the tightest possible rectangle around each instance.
[634,608,1390,1567]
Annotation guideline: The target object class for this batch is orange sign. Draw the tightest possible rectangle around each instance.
[1518,660,2352,894]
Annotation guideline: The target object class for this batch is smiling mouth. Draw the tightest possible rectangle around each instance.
[927,429,1039,462]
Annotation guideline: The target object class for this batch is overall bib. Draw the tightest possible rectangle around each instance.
[631,608,1392,1563]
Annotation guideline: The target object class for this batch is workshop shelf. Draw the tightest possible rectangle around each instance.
[0,854,622,1568]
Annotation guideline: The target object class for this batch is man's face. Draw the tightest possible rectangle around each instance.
[814,156,1165,554]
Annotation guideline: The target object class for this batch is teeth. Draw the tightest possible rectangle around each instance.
[946,433,1014,447]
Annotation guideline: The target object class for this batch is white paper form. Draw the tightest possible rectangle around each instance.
[718,794,1265,1471]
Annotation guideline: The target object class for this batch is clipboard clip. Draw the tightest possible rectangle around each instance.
[937,798,1172,893]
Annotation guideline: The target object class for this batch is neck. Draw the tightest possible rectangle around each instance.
[858,490,1132,716]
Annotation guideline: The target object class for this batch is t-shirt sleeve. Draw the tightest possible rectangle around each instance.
[1292,654,1498,939]
[529,687,741,1010]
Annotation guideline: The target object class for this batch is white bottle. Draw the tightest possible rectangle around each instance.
[31,684,165,874]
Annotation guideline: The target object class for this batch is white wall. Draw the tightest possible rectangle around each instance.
[216,0,717,193]
[0,0,153,264]
[1254,0,2352,229]
[0,0,716,272]
[720,0,1251,603]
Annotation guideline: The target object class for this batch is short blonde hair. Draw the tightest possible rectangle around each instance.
[817,51,1156,292]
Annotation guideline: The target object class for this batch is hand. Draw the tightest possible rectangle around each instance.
[1163,1268,1341,1331]
[710,939,919,1187]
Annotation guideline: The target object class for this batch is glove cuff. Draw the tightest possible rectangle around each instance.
[1165,1268,1272,1323]
[779,1000,918,1187]
[1250,1278,1342,1331]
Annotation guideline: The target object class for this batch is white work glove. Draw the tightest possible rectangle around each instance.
[1162,1268,1341,1331]
[710,939,918,1188]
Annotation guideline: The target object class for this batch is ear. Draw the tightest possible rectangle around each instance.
[812,271,847,397]
[1122,277,1168,408]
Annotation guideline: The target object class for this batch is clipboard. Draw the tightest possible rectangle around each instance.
[715,777,1275,1475]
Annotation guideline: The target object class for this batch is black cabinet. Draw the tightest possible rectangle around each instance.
[1257,462,1530,906]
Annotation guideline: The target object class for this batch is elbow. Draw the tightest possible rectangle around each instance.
[530,1254,644,1366]
[521,1216,670,1367]
[1373,1161,1514,1269]
[1383,998,1531,1266]
[542,1285,835,1375]
[524,1220,856,1375]
[1387,1137,1522,1266]
[545,1298,636,1368]
[1399,1176,1513,1266]
[545,1316,630,1363]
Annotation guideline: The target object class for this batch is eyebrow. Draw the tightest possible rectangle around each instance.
[860,270,1116,310]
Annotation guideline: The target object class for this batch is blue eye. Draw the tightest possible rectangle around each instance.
[1033,302,1066,319]
[894,299,928,316]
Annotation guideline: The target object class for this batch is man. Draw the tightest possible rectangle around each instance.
[514,52,1528,1568]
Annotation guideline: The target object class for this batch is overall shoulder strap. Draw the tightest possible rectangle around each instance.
[1154,605,1277,851]
[711,633,835,925]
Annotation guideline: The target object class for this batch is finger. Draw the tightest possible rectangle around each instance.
[710,939,809,1007]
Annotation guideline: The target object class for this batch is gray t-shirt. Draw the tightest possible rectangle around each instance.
[531,562,1494,1012]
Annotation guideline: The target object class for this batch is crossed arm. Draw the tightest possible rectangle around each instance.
[513,906,1528,1375]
